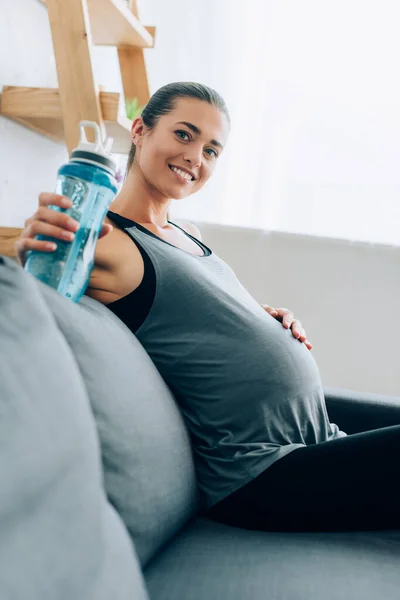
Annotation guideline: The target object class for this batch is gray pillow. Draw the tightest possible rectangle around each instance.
[0,256,149,600]
[37,277,199,567]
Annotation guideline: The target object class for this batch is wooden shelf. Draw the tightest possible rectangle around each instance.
[40,0,155,48]
[0,86,133,153]
[0,1,154,250]
[0,227,22,259]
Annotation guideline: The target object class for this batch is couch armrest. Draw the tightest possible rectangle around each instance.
[324,386,400,435]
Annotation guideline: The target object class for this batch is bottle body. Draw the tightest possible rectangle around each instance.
[25,161,117,303]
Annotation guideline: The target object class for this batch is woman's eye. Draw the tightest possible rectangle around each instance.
[175,131,218,158]
[206,148,218,158]
[176,130,190,141]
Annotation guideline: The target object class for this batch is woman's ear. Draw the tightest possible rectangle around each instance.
[130,116,145,142]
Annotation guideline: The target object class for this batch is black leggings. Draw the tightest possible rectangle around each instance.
[206,425,400,532]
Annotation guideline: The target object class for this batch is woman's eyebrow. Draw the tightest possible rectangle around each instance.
[175,121,224,149]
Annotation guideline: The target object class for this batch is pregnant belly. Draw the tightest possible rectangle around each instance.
[224,322,330,446]
[238,316,322,397]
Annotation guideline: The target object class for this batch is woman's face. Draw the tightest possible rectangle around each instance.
[132,97,230,200]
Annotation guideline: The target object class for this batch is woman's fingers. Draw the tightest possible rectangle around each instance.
[16,194,77,264]
[16,192,114,265]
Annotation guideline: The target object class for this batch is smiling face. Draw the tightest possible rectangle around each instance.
[132,97,230,200]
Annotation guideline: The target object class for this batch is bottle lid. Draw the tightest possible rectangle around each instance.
[70,121,117,176]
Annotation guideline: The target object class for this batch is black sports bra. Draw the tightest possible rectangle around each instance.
[104,211,211,334]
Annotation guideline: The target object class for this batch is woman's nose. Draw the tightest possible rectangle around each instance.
[183,147,202,168]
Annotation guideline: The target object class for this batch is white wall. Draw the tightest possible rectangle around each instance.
[211,0,400,246]
[0,0,68,227]
[1,0,399,397]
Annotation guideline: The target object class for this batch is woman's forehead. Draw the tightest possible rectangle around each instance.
[169,97,222,118]
[164,99,230,143]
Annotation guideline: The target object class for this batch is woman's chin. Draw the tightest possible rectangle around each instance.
[166,185,195,200]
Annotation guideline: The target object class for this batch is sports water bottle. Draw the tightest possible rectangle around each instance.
[25,121,118,303]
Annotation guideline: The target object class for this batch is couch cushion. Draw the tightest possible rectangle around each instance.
[37,279,199,567]
[0,257,148,600]
[145,516,400,600]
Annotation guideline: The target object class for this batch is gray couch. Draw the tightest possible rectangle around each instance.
[1,254,399,600]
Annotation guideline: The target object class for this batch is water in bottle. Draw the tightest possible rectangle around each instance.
[24,121,118,303]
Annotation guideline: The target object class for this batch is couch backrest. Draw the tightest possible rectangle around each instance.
[0,256,149,600]
[38,276,199,567]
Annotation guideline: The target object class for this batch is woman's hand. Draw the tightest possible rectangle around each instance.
[261,304,313,350]
[15,192,113,266]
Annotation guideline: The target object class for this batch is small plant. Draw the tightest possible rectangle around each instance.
[125,97,145,121]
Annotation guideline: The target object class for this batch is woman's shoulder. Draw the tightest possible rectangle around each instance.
[175,221,202,241]
[87,221,144,299]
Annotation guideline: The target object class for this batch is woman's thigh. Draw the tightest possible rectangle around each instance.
[207,425,400,532]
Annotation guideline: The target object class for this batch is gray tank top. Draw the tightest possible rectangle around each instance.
[121,222,346,510]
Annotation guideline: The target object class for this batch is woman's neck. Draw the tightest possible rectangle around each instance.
[109,172,171,228]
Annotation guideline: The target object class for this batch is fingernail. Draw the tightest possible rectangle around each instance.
[67,219,79,231]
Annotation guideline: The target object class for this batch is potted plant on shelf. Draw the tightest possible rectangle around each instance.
[126,97,145,121]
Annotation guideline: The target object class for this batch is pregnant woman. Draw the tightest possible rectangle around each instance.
[16,82,400,532]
